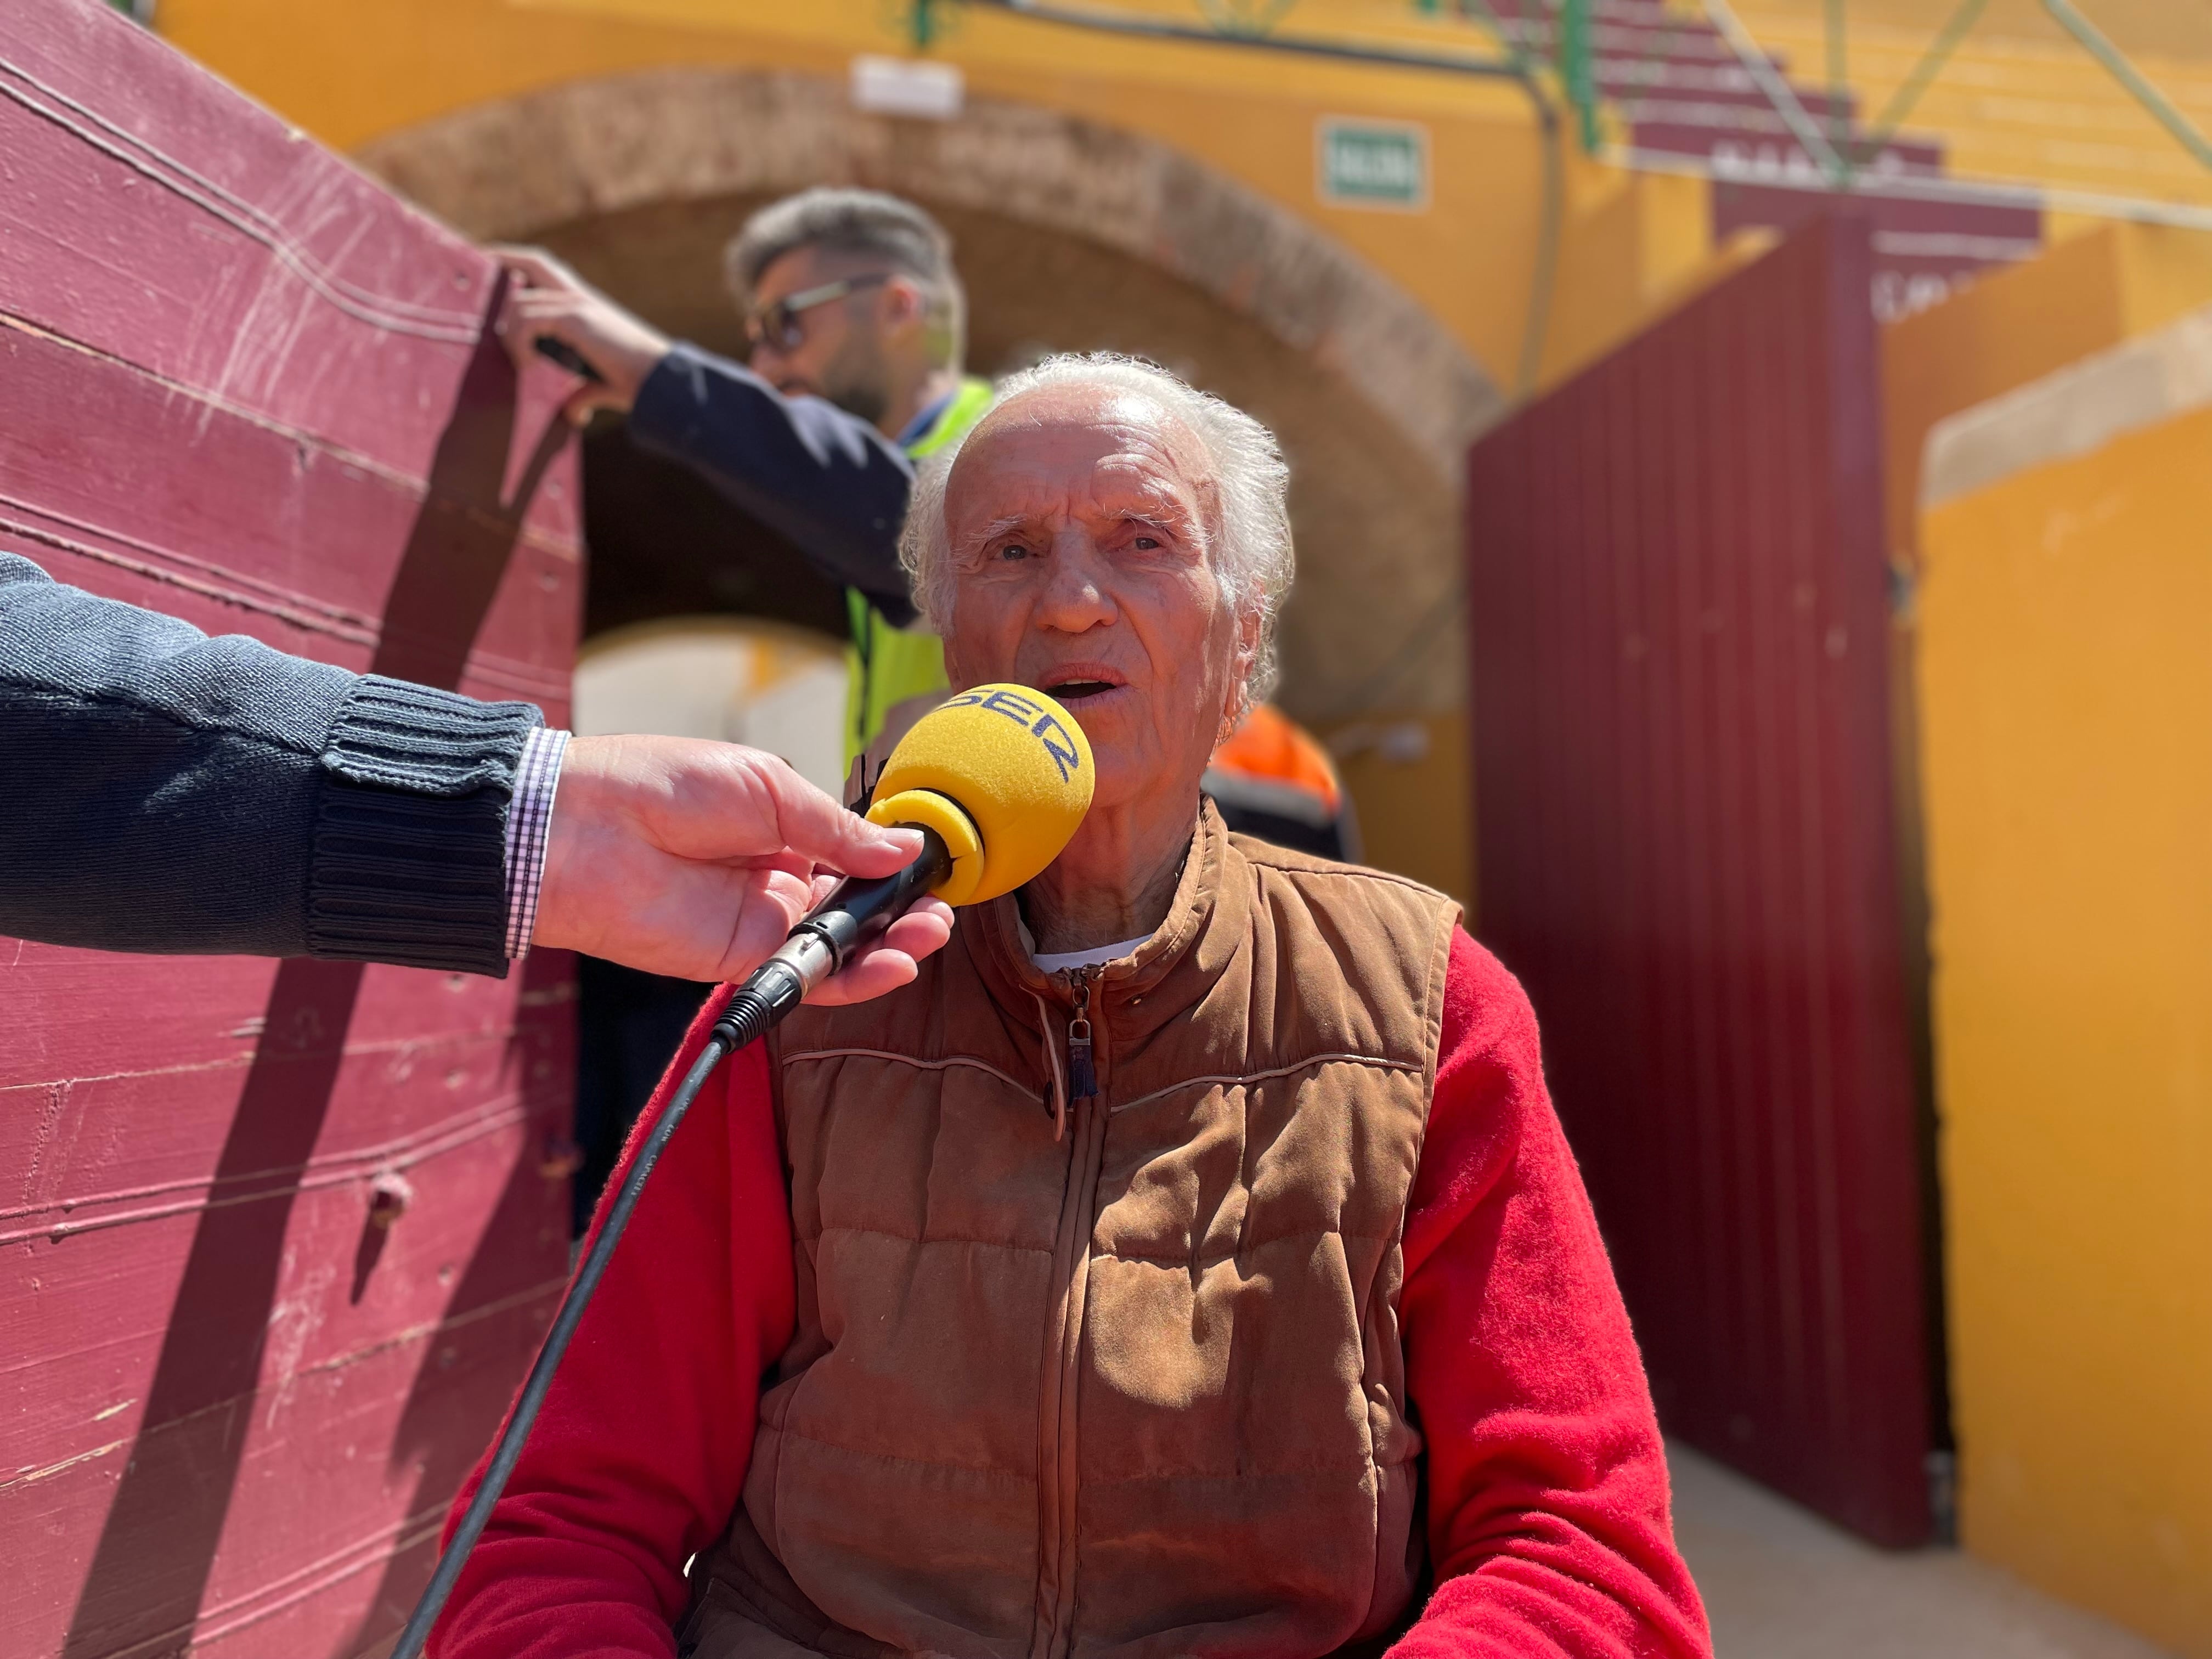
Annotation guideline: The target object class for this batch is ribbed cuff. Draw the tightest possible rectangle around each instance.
[307,675,544,976]
[320,675,544,795]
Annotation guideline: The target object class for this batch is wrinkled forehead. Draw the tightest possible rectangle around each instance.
[944,383,1214,529]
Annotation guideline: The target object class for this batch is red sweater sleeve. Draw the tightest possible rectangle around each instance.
[1391,930,1711,1659]
[430,989,792,1659]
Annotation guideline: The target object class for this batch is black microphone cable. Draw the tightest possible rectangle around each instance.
[390,827,950,1659]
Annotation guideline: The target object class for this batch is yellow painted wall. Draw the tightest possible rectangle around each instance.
[1920,402,2212,1655]
[2112,220,2212,331]
[154,0,1724,402]
[1316,709,1471,913]
[1881,220,2212,576]
[1884,228,2126,571]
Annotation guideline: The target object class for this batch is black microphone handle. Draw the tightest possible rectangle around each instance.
[784,825,952,977]
[390,826,951,1659]
[531,334,605,383]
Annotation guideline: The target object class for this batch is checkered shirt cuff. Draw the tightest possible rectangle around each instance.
[503,726,571,960]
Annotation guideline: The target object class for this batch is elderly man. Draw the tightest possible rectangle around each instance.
[431,358,1712,1659]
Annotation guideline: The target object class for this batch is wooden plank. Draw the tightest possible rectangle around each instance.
[0,2,585,1653]
[0,314,576,703]
[0,0,490,476]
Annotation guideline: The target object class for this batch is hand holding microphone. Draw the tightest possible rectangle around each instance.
[533,733,953,1000]
[395,688,1094,1659]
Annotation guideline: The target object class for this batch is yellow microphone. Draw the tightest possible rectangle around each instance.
[712,684,1094,1040]
[864,684,1096,907]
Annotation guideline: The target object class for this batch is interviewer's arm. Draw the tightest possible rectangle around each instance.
[535,735,949,999]
[1392,930,1712,1659]
[0,554,950,989]
[0,552,536,973]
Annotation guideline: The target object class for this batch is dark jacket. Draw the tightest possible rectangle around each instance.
[626,345,919,625]
[0,554,538,976]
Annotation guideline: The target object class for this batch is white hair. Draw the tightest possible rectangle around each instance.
[897,353,1294,708]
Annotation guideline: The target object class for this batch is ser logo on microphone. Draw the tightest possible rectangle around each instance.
[945,687,1086,784]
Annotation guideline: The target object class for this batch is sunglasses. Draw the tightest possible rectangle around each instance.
[743,273,893,354]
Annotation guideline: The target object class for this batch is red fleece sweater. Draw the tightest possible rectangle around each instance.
[432,929,1711,1658]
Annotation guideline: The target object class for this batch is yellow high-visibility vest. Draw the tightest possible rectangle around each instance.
[843,375,995,767]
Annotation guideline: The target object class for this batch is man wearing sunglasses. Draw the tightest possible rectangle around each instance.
[498,188,989,767]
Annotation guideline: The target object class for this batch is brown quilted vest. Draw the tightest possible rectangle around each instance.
[681,804,1460,1659]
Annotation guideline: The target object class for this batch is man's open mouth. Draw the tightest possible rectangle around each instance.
[1038,668,1129,703]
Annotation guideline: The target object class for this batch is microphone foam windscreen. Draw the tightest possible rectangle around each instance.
[865,685,1094,905]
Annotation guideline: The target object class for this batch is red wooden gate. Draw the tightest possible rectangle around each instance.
[2,3,580,1652]
[1466,215,1932,1545]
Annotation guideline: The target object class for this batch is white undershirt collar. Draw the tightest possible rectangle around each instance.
[1016,916,1153,974]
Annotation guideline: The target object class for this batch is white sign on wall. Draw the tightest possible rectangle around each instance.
[1317,117,1430,210]
[850,55,964,121]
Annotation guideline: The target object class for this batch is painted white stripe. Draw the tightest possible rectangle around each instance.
[1872,231,2042,262]
[1923,304,2212,509]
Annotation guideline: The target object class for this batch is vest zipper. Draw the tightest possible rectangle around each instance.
[1064,971,1097,1101]
[1032,965,1107,1659]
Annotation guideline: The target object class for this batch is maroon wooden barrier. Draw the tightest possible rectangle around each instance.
[1,3,581,1653]
[1466,215,1933,1545]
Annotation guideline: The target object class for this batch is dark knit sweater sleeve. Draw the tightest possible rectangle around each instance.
[1391,928,1712,1658]
[627,343,917,622]
[0,552,539,975]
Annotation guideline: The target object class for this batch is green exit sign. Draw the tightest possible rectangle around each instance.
[1317,119,1430,210]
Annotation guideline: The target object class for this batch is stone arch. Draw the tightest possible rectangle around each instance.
[358,66,1502,720]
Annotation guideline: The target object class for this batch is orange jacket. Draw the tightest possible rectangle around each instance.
[1204,703,1357,860]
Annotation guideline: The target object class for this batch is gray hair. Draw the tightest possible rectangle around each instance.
[725,188,965,369]
[899,354,1295,708]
